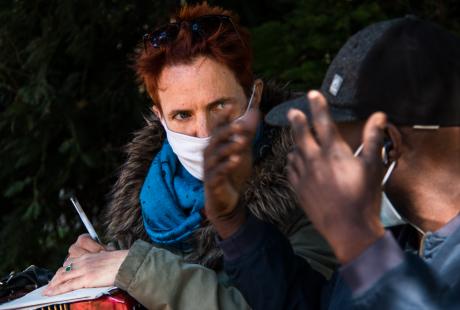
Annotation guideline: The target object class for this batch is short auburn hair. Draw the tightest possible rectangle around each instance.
[135,2,253,106]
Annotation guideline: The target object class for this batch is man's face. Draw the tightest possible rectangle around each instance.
[155,56,250,137]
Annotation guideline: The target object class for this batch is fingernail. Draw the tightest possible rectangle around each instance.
[287,109,298,121]
[229,155,240,162]
[308,90,320,100]
[231,134,244,143]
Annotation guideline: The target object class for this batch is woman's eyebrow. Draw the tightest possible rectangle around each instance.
[167,97,236,117]
[207,97,235,107]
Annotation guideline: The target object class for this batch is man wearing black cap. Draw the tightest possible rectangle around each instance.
[203,16,460,309]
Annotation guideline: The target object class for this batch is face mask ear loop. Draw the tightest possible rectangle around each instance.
[160,117,174,132]
[235,84,257,123]
[246,83,257,111]
[381,161,396,186]
[353,144,364,157]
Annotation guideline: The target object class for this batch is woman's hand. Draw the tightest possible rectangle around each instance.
[43,250,128,296]
[66,234,106,260]
[203,109,260,238]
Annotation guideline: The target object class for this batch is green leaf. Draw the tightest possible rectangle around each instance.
[3,177,32,198]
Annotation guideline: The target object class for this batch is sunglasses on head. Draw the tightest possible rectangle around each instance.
[143,14,243,50]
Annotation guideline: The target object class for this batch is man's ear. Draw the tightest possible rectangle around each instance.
[251,79,264,110]
[385,123,402,162]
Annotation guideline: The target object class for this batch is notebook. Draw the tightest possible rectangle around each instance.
[0,285,117,310]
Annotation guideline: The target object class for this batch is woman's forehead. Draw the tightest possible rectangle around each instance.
[157,56,246,110]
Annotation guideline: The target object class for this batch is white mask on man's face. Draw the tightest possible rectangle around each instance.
[354,144,406,228]
[380,191,406,227]
[160,84,257,180]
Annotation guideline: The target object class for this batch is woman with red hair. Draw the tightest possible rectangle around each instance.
[44,3,336,308]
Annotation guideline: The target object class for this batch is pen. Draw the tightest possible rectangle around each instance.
[69,196,101,243]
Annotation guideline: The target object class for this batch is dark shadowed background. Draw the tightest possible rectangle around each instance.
[1,0,459,275]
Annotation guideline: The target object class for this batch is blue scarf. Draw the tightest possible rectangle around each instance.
[140,124,265,249]
[140,140,204,248]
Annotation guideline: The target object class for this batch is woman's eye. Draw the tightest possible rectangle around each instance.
[210,102,226,112]
[174,112,191,120]
[216,102,226,110]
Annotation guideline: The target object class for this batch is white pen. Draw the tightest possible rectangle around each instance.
[69,196,101,243]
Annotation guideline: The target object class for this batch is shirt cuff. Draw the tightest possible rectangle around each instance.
[114,239,151,291]
[217,214,268,262]
[339,231,404,296]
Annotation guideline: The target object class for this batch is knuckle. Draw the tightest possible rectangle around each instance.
[56,267,64,276]
[79,264,88,274]
[76,234,89,245]
[68,244,77,254]
[81,274,91,285]
[81,253,90,262]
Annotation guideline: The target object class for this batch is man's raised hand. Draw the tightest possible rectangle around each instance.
[287,90,387,263]
[203,109,260,238]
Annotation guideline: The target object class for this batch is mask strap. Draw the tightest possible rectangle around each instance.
[355,144,425,235]
[353,144,364,157]
[247,84,256,111]
[235,84,257,123]
[381,161,396,186]
[355,142,396,187]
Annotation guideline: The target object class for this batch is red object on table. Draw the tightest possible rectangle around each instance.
[68,291,142,310]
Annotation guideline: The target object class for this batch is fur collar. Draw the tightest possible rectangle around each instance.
[104,83,302,269]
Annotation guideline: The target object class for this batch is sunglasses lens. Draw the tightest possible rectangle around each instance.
[192,16,228,38]
[145,16,235,49]
[149,24,179,48]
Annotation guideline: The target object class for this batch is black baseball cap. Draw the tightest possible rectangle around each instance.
[265,16,460,127]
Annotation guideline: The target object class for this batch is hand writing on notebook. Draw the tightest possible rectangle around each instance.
[43,234,128,296]
[67,234,106,258]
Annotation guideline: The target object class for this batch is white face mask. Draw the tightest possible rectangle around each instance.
[379,161,406,227]
[160,85,257,180]
[354,144,406,228]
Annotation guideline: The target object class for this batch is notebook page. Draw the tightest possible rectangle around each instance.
[0,285,117,310]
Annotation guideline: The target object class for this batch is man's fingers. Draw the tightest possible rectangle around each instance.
[362,112,387,166]
[288,108,319,157]
[207,107,259,147]
[204,136,251,170]
[287,152,302,187]
[205,160,238,190]
[287,165,300,188]
[211,110,233,132]
[205,123,249,164]
[235,109,260,137]
[205,109,258,172]
[208,122,244,147]
[208,109,259,149]
[287,150,305,178]
[308,90,340,149]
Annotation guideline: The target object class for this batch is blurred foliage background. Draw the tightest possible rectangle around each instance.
[1,0,459,275]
